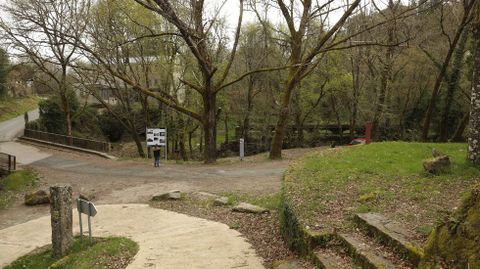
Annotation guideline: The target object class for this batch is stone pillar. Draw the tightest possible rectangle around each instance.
[50,185,73,258]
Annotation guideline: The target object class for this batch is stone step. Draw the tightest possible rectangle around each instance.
[313,247,360,269]
[337,233,397,269]
[354,213,423,266]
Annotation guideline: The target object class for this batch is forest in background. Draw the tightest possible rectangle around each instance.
[0,0,479,163]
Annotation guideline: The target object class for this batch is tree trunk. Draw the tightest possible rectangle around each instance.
[60,90,73,143]
[467,22,480,164]
[350,51,360,140]
[130,126,145,158]
[452,112,469,142]
[270,82,296,159]
[179,117,188,161]
[372,25,394,140]
[224,112,229,144]
[439,30,468,142]
[331,94,343,138]
[202,91,217,163]
[242,78,254,143]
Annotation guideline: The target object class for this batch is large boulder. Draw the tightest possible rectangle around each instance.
[151,190,182,201]
[419,185,480,268]
[232,202,269,214]
[25,190,50,206]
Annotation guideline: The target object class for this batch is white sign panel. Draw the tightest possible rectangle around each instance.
[146,128,166,146]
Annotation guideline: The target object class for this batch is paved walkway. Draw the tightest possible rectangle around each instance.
[0,204,264,269]
[0,109,39,142]
[0,141,51,164]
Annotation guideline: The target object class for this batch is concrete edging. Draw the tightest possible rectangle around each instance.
[19,136,117,160]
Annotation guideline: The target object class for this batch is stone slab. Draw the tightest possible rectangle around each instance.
[355,212,422,265]
[338,233,395,269]
[232,202,269,214]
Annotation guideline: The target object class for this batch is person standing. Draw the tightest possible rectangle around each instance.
[153,145,161,167]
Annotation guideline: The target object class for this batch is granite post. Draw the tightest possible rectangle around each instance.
[50,185,73,258]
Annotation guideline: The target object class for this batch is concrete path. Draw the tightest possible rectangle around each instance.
[0,109,39,142]
[0,141,51,164]
[0,204,264,269]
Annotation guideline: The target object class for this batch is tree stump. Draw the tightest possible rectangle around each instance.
[50,185,73,258]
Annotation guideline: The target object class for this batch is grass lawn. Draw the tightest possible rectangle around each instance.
[284,142,480,241]
[5,237,138,269]
[0,170,37,209]
[0,96,39,122]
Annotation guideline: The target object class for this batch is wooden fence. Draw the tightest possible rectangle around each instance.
[0,153,16,174]
[24,129,111,153]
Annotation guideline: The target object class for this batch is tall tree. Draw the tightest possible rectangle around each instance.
[257,0,361,159]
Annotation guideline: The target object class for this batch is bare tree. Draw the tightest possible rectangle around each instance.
[249,0,362,159]
[0,0,89,136]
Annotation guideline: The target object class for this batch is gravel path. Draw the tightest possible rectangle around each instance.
[0,142,324,229]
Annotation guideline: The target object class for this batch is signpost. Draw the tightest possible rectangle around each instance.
[77,198,97,243]
[146,128,167,160]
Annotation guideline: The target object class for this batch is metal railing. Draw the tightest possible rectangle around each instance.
[24,129,111,153]
[0,153,16,173]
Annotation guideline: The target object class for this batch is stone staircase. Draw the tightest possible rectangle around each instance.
[312,213,423,269]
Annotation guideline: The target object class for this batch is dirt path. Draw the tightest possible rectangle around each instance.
[0,143,325,229]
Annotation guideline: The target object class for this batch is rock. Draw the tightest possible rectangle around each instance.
[432,148,445,158]
[191,192,219,201]
[419,184,480,268]
[25,190,50,206]
[423,155,451,173]
[232,202,269,214]
[213,196,229,206]
[151,190,182,201]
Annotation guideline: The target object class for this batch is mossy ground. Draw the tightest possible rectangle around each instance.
[419,185,480,268]
[5,236,138,269]
[284,142,480,241]
[0,170,37,209]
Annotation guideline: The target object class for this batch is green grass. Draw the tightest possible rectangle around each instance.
[5,237,138,269]
[284,142,480,238]
[0,96,39,122]
[0,170,37,209]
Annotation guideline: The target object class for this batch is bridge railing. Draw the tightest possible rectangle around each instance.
[24,129,111,153]
[0,153,16,174]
